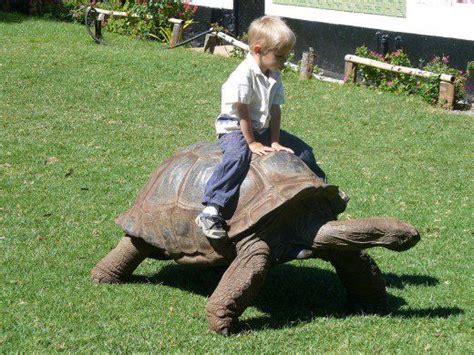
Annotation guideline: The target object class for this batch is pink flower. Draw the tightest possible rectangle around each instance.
[387,81,393,87]
[442,56,450,65]
[369,51,385,61]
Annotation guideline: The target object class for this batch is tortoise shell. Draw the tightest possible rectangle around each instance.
[115,142,346,264]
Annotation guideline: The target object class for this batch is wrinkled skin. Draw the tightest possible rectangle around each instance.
[92,216,419,334]
[91,147,420,335]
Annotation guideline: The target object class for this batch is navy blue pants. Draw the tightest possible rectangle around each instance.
[203,129,326,214]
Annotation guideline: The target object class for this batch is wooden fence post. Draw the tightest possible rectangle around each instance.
[344,61,357,83]
[95,13,105,40]
[299,47,315,80]
[204,33,218,54]
[439,81,455,109]
[169,18,184,48]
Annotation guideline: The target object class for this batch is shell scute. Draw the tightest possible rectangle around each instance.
[259,151,309,176]
[145,154,196,208]
[178,155,221,209]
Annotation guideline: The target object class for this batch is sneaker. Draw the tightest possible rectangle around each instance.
[195,213,229,240]
[338,190,350,204]
[295,248,313,259]
[287,247,313,260]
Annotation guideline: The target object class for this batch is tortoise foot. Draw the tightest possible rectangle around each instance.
[91,235,151,284]
[207,312,237,336]
[90,265,122,284]
[206,301,238,335]
[347,295,389,315]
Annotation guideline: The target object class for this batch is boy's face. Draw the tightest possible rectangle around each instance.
[256,45,292,72]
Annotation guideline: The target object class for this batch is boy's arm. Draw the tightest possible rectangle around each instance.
[237,103,274,156]
[270,104,294,153]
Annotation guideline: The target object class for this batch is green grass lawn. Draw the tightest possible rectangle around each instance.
[1,12,472,352]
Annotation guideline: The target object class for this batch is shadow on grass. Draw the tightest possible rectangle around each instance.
[0,11,28,23]
[129,263,463,332]
[384,273,439,289]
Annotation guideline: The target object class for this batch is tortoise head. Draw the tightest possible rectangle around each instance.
[254,189,419,263]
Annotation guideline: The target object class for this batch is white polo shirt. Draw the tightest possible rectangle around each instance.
[215,53,285,135]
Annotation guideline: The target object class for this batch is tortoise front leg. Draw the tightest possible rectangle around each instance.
[206,236,271,335]
[91,235,153,283]
[317,250,388,313]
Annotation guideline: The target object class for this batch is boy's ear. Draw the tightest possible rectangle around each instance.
[253,44,262,55]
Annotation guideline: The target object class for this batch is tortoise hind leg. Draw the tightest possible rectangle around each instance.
[91,235,161,283]
[317,250,388,314]
[206,236,271,335]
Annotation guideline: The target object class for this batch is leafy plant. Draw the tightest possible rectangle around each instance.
[422,55,466,105]
[467,61,474,77]
[25,0,87,21]
[110,1,196,40]
[313,64,322,76]
[354,46,466,108]
[157,19,193,45]
[280,51,296,73]
[75,0,198,42]
[229,32,249,59]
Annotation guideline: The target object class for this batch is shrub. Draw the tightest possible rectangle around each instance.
[354,46,466,107]
[467,61,474,77]
[20,0,85,21]
[229,32,248,59]
[105,0,198,41]
[422,55,466,105]
[36,1,198,42]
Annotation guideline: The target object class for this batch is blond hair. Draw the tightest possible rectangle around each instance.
[248,16,296,53]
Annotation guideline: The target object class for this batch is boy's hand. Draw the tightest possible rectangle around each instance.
[249,142,274,156]
[271,142,295,154]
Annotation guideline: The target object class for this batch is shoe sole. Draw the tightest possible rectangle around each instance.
[195,216,228,240]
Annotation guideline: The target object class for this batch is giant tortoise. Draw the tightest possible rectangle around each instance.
[91,142,420,335]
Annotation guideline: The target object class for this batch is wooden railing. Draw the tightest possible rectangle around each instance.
[344,54,456,109]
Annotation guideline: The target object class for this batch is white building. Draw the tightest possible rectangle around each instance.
[190,0,474,76]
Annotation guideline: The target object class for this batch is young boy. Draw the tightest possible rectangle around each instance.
[195,16,326,240]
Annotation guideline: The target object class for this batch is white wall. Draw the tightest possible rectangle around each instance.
[188,0,233,10]
[266,0,474,41]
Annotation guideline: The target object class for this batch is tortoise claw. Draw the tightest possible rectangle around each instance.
[91,266,122,284]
